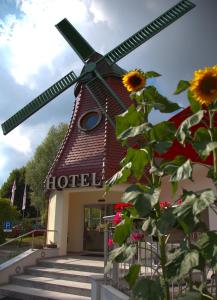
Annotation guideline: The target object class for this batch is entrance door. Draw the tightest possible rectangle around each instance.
[83,204,114,252]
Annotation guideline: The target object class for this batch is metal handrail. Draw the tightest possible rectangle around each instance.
[0,229,57,248]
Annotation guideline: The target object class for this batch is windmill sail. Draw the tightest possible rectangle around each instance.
[102,0,195,65]
[1,0,195,135]
[2,71,78,135]
[56,19,95,62]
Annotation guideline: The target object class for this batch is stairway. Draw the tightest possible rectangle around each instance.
[0,255,104,300]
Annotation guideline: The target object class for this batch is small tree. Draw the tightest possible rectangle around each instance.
[0,167,37,217]
[0,198,20,243]
[26,122,68,217]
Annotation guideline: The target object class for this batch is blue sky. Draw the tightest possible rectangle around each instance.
[0,0,217,186]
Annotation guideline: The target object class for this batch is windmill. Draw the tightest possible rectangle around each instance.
[1,0,195,136]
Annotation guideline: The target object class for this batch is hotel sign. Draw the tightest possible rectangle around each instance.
[46,172,102,190]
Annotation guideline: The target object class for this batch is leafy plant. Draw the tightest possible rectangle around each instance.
[106,66,217,299]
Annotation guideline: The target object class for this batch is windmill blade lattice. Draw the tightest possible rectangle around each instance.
[101,0,195,65]
[2,71,78,135]
[56,19,95,63]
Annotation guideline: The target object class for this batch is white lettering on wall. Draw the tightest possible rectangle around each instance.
[46,173,102,190]
[46,176,56,190]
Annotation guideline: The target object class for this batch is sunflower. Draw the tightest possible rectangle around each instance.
[122,70,146,92]
[190,65,217,106]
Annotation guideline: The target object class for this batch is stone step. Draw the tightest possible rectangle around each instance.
[25,266,103,283]
[11,275,91,297]
[0,284,91,300]
[38,256,104,273]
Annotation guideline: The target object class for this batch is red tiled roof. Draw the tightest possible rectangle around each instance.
[46,76,132,184]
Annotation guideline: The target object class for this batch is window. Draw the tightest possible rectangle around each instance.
[78,110,102,131]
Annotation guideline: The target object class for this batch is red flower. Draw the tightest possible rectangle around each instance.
[114,203,133,212]
[160,201,170,208]
[132,143,140,150]
[177,199,182,205]
[131,232,144,241]
[113,212,122,225]
[108,238,113,248]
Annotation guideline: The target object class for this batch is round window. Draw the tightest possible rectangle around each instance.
[78,110,102,131]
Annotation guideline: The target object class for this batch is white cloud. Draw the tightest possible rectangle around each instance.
[0,126,32,155]
[89,1,108,24]
[0,0,89,87]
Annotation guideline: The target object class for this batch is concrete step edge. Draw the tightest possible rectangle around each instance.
[0,284,91,300]
[11,275,91,289]
[26,266,103,277]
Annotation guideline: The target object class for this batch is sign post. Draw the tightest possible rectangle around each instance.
[3,221,12,232]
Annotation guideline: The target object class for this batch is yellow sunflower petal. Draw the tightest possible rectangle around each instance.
[190,65,217,106]
[122,70,146,92]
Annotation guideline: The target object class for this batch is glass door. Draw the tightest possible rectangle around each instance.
[83,204,114,252]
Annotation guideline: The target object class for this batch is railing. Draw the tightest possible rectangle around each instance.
[0,229,57,264]
[103,216,217,299]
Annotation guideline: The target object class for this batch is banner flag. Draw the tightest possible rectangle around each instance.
[22,184,27,211]
[10,180,16,206]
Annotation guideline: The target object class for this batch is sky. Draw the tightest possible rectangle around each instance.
[0,0,217,187]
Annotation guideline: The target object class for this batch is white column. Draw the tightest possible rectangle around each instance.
[46,191,69,255]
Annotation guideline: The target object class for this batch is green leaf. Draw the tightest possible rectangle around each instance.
[166,249,186,280]
[122,184,147,203]
[124,264,141,289]
[118,122,152,140]
[105,245,125,272]
[142,218,157,235]
[157,207,176,235]
[193,128,211,159]
[116,105,144,138]
[176,110,205,144]
[174,80,190,95]
[195,231,217,268]
[179,250,199,278]
[144,71,161,78]
[134,187,161,217]
[170,159,192,182]
[188,90,202,113]
[113,218,132,245]
[150,121,176,142]
[177,291,205,299]
[154,141,173,154]
[106,162,131,189]
[161,155,186,175]
[173,191,198,234]
[192,189,216,216]
[144,86,180,113]
[122,147,151,179]
[132,277,163,300]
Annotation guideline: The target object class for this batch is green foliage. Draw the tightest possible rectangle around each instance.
[26,123,68,213]
[174,80,190,95]
[188,90,202,113]
[144,71,161,79]
[106,68,217,299]
[176,110,205,144]
[124,264,141,288]
[116,105,144,139]
[132,277,163,300]
[143,85,181,113]
[0,198,20,243]
[0,167,36,217]
[113,218,132,245]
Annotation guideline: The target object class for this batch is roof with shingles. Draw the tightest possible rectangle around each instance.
[45,75,132,185]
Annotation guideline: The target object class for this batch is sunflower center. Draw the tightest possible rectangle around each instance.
[129,75,142,87]
[200,76,217,95]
